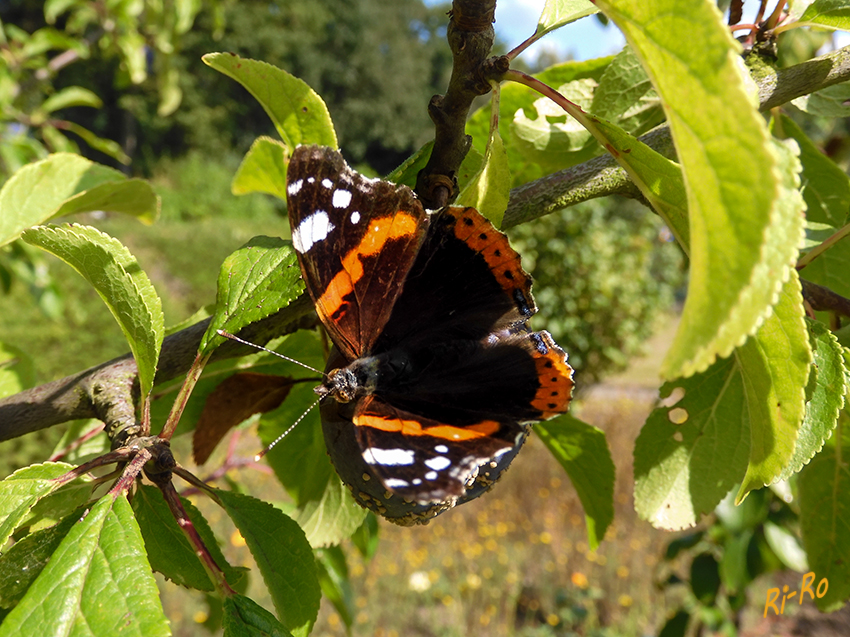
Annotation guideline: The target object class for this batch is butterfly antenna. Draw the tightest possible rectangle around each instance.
[254,398,321,461]
[217,330,325,376]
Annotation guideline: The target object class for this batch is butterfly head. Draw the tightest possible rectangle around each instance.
[315,356,380,404]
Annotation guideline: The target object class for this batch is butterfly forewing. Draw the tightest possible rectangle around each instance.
[286,146,429,360]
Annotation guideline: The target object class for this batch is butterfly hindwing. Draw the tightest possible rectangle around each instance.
[352,396,526,504]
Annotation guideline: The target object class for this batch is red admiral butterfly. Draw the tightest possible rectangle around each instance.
[286,146,573,522]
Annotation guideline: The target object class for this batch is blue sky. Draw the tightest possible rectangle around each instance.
[423,1,848,63]
[423,0,625,62]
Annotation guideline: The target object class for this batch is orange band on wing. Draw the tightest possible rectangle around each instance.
[447,207,531,297]
[315,212,419,321]
[356,413,501,441]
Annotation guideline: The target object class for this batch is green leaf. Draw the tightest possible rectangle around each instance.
[315,546,354,631]
[776,112,850,299]
[350,513,380,559]
[203,53,337,150]
[385,142,485,195]
[594,0,789,380]
[792,82,850,117]
[763,520,808,572]
[737,272,811,500]
[589,117,689,248]
[384,141,435,187]
[658,609,691,637]
[21,27,86,58]
[44,0,81,25]
[0,494,169,637]
[61,122,132,165]
[132,484,246,592]
[50,419,110,467]
[635,356,750,530]
[0,462,77,550]
[117,31,147,84]
[41,86,102,112]
[690,553,721,605]
[201,236,305,354]
[635,273,810,528]
[290,477,366,550]
[0,513,77,608]
[799,445,850,611]
[720,528,755,593]
[0,341,36,399]
[467,57,614,184]
[512,77,597,160]
[223,594,293,637]
[456,114,511,226]
[779,320,846,480]
[796,0,850,30]
[774,114,850,227]
[232,136,289,199]
[157,65,182,117]
[591,45,663,136]
[21,224,164,400]
[213,489,321,637]
[56,178,157,222]
[534,0,599,40]
[22,476,94,534]
[0,153,159,247]
[535,414,614,549]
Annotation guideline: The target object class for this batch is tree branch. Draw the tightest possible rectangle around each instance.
[800,279,850,320]
[415,0,498,209]
[0,296,315,443]
[502,43,850,229]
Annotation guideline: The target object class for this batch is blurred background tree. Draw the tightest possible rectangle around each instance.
[2,0,454,176]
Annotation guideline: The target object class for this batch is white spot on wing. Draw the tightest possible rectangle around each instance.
[287,179,303,196]
[383,478,409,488]
[424,471,438,481]
[425,456,451,471]
[292,210,334,253]
[321,178,333,189]
[332,189,352,208]
[434,444,449,454]
[362,447,415,466]
[350,211,361,224]
[307,177,315,183]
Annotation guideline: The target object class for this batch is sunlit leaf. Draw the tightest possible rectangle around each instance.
[0,154,158,247]
[200,236,305,354]
[203,53,337,150]
[214,489,320,637]
[21,225,164,400]
[0,494,169,637]
[536,414,614,549]
[594,0,788,379]
[232,136,290,200]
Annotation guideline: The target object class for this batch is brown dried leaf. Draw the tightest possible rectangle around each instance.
[193,373,294,464]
